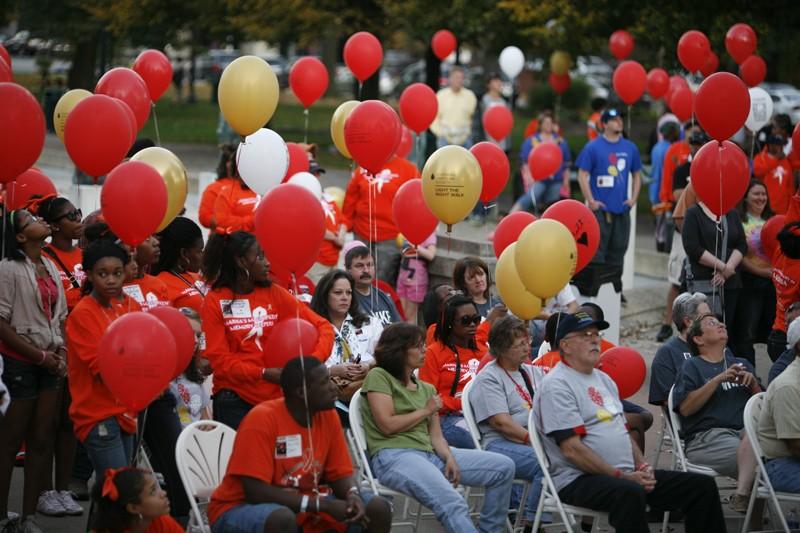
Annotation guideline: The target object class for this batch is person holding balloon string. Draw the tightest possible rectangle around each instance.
[151,217,206,314]
[0,208,70,533]
[200,230,334,430]
[198,144,239,232]
[395,232,436,324]
[211,146,259,234]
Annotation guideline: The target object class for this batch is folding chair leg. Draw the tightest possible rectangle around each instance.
[661,510,670,533]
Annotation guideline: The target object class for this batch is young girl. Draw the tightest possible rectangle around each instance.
[152,217,206,313]
[395,233,437,323]
[123,235,169,311]
[66,240,141,478]
[91,467,182,533]
[0,208,69,533]
[169,308,211,428]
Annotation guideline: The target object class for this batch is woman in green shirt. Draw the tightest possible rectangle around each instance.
[361,323,514,533]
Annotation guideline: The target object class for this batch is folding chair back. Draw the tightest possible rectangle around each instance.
[667,387,719,476]
[460,380,483,450]
[348,389,381,494]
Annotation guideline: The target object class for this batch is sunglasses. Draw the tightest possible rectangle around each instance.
[56,208,83,222]
[459,315,482,326]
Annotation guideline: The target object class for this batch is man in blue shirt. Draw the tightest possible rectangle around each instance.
[576,108,642,278]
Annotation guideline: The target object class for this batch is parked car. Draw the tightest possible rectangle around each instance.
[762,82,800,124]
[195,49,241,81]
[576,55,612,81]
[262,54,289,88]
[4,30,32,55]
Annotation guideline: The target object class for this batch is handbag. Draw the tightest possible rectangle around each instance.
[684,215,728,317]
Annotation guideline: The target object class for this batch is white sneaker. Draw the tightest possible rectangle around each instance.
[17,517,45,533]
[56,491,83,516]
[35,490,66,517]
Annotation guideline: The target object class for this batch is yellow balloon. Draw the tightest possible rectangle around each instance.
[53,89,91,143]
[130,147,188,232]
[421,145,482,229]
[496,243,543,320]
[550,51,572,76]
[330,100,359,159]
[515,219,577,299]
[218,56,279,137]
[323,185,345,210]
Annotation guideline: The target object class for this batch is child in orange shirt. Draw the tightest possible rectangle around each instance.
[122,235,170,311]
[66,240,141,479]
[200,231,334,430]
[36,196,86,311]
[198,144,237,231]
[153,217,206,313]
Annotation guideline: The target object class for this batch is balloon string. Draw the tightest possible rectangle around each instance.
[358,81,363,101]
[132,407,150,467]
[626,105,631,138]
[367,176,377,312]
[303,108,309,145]
[750,135,755,161]
[714,144,723,322]
[1,185,7,261]
[152,103,161,147]
[555,94,561,124]
[292,272,320,493]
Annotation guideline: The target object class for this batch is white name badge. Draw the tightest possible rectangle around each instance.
[220,299,252,318]
[597,175,615,188]
[275,434,303,458]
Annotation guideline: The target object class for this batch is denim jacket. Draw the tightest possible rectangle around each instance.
[0,256,68,353]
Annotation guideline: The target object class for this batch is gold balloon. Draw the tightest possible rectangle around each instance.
[421,145,482,229]
[550,51,572,76]
[515,219,577,299]
[54,89,91,143]
[323,185,345,210]
[130,147,188,232]
[218,56,279,137]
[330,100,359,159]
[496,243,543,320]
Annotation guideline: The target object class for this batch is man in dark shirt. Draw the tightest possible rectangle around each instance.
[345,246,401,327]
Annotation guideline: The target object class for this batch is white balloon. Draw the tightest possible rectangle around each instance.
[745,87,774,132]
[236,128,289,195]
[499,46,525,79]
[288,171,322,200]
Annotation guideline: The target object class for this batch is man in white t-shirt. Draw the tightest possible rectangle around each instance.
[430,67,477,148]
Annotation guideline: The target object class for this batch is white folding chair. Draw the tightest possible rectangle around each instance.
[462,380,530,532]
[652,406,675,470]
[175,421,236,533]
[527,410,609,533]
[742,393,800,533]
[666,387,726,477]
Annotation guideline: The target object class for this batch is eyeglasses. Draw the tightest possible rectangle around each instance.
[699,315,725,328]
[511,337,532,349]
[56,208,82,222]
[459,315,482,326]
[562,330,603,342]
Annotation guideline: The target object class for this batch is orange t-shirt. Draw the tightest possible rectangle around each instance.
[419,339,488,414]
[318,199,344,267]
[772,194,800,332]
[586,111,601,141]
[213,180,259,233]
[208,399,352,532]
[659,141,691,203]
[43,245,85,311]
[754,149,796,214]
[342,157,419,242]
[199,177,236,230]
[66,295,142,442]
[200,284,334,406]
[156,270,207,313]
[123,274,170,311]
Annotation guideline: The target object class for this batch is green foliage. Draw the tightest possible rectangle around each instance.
[528,77,591,115]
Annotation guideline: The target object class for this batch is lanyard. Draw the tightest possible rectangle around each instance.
[502,367,534,409]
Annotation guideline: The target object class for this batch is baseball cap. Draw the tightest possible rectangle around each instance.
[554,311,610,346]
[600,108,622,123]
[788,316,800,349]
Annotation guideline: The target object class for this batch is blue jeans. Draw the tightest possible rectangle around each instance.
[765,457,800,493]
[371,447,514,533]
[485,439,544,521]
[515,180,561,212]
[440,414,476,449]
[82,417,134,479]
[212,389,254,431]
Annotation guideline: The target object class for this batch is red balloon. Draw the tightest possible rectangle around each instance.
[343,31,383,82]
[95,67,151,130]
[528,142,563,181]
[255,183,326,274]
[97,312,176,411]
[0,57,11,83]
[609,30,634,60]
[699,51,719,78]
[132,49,173,102]
[289,57,329,108]
[470,141,510,203]
[8,168,56,210]
[344,100,402,174]
[113,98,138,147]
[147,306,196,380]
[740,55,767,87]
[612,61,647,105]
[542,199,601,274]
[0,83,45,184]
[761,214,786,262]
[283,142,310,181]
[596,347,646,399]
[65,95,133,178]
[482,106,513,141]
[431,30,457,61]
[263,318,319,368]
[646,68,669,100]
[548,72,571,95]
[493,212,536,258]
[101,161,168,246]
[677,30,711,73]
[399,83,438,134]
[0,45,10,68]
[726,23,757,65]
[392,179,438,245]
[695,72,750,142]
[667,75,690,104]
[691,140,750,217]
[669,87,694,122]
[395,126,413,159]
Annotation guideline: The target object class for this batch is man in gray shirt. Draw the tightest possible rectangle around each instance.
[536,311,725,532]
